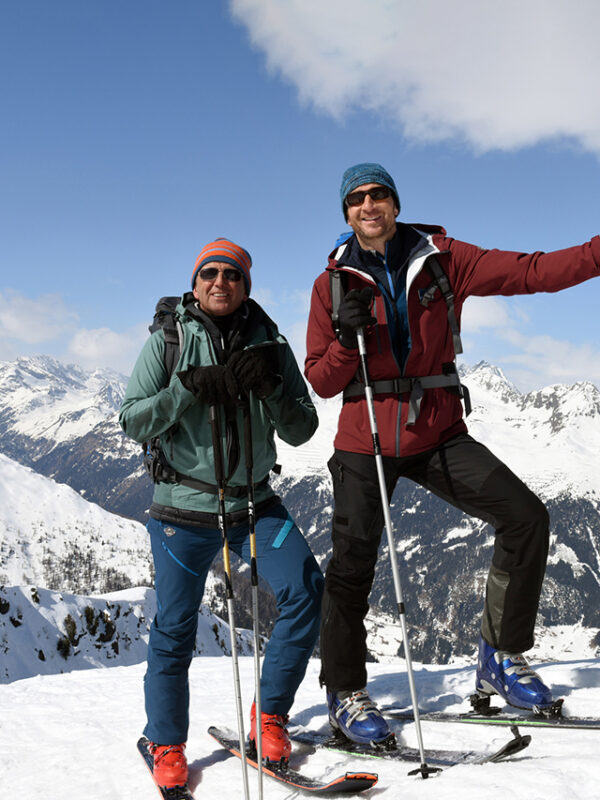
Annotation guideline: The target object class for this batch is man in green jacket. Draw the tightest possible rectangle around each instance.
[120,237,323,790]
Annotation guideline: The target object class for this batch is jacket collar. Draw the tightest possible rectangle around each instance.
[329,222,442,267]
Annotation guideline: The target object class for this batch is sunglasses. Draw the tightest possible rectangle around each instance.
[345,186,393,207]
[198,267,242,282]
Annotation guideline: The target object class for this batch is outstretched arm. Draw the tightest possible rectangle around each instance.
[448,236,600,302]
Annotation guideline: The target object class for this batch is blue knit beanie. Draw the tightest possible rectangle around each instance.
[340,163,400,220]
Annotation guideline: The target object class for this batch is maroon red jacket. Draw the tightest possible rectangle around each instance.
[305,223,600,458]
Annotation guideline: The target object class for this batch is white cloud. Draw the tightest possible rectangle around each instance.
[459,297,600,390]
[500,330,600,388]
[461,296,515,331]
[250,288,311,368]
[231,0,600,155]
[66,325,148,375]
[0,290,79,344]
[0,290,148,376]
[251,287,275,309]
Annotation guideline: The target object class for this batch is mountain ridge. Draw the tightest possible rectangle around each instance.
[1,354,599,664]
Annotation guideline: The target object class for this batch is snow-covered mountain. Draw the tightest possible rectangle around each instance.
[0,355,128,456]
[461,362,600,500]
[0,355,146,518]
[4,355,599,509]
[1,355,599,664]
[277,360,600,498]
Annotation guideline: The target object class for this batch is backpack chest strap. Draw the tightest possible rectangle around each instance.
[343,372,471,425]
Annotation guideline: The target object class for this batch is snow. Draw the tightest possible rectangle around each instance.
[3,355,600,506]
[0,356,127,446]
[462,364,600,501]
[0,453,151,590]
[275,392,341,477]
[0,585,255,683]
[1,652,600,798]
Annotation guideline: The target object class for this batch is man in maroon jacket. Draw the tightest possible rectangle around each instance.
[305,162,600,745]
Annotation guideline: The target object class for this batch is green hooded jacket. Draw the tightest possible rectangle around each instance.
[119,295,318,526]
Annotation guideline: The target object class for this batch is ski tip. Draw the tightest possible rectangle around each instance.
[344,771,379,782]
[327,772,378,791]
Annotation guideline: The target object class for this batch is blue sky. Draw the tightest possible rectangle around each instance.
[1,0,599,391]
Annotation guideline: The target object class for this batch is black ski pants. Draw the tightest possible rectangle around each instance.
[320,433,550,692]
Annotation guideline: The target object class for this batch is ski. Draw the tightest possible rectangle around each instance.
[290,724,530,767]
[383,700,600,731]
[208,725,378,794]
[137,737,195,800]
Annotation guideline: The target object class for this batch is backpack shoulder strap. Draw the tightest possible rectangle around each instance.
[162,320,183,378]
[421,259,463,356]
[150,296,183,379]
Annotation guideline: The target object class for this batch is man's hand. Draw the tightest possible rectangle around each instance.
[338,287,376,348]
[177,364,239,405]
[228,347,281,399]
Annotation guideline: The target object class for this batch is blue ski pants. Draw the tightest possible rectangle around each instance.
[144,504,323,744]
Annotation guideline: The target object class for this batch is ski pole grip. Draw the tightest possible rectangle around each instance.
[356,327,367,357]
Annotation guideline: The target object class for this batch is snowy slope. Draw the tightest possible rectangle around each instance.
[0,452,152,592]
[0,583,253,683]
[2,356,599,500]
[1,654,599,799]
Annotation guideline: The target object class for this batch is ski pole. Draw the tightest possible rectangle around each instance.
[355,328,440,779]
[209,403,251,800]
[242,398,264,800]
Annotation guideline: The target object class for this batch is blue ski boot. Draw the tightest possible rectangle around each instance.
[475,636,553,711]
[327,688,392,744]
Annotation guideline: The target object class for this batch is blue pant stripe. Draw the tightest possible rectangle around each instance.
[272,515,294,549]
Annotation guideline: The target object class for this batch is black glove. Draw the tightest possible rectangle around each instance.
[177,364,239,406]
[337,288,376,348]
[228,346,282,400]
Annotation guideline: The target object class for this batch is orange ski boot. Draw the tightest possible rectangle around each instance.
[148,742,188,788]
[249,702,292,766]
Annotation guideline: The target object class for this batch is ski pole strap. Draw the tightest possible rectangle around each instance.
[343,372,471,425]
